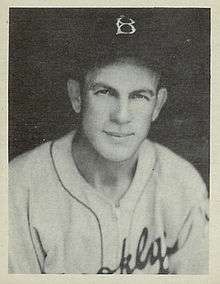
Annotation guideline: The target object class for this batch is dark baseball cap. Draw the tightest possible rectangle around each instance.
[57,8,209,87]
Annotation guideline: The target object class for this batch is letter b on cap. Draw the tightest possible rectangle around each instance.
[116,15,136,35]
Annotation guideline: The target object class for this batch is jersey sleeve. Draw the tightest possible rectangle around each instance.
[167,170,209,274]
[8,158,43,273]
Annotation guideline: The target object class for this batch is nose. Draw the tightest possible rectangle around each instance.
[110,98,131,124]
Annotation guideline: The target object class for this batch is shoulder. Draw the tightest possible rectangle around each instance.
[9,142,53,206]
[153,142,207,198]
[9,132,74,185]
[150,142,208,239]
[154,142,199,177]
[9,141,52,178]
[9,132,76,216]
[9,132,75,208]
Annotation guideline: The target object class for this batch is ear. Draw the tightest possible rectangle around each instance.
[152,88,167,122]
[67,79,81,113]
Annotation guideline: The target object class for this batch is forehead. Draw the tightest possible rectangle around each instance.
[85,63,159,91]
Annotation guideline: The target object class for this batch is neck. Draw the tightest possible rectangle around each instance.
[71,130,138,200]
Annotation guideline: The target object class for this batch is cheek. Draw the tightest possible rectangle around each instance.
[130,104,155,138]
[82,97,110,129]
[131,103,155,123]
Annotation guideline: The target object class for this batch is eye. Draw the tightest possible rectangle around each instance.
[94,89,110,96]
[130,93,150,101]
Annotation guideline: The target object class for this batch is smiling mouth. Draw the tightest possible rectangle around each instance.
[104,131,134,138]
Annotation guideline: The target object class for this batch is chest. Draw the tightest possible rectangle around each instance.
[30,188,171,274]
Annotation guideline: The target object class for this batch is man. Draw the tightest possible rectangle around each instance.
[9,46,209,274]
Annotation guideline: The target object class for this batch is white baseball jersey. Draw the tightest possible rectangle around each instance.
[9,131,209,274]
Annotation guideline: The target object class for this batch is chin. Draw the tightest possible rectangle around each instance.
[88,134,143,163]
[98,146,138,163]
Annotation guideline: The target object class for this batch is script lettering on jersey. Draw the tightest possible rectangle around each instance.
[97,227,178,274]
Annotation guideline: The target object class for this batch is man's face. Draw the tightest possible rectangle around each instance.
[79,63,166,162]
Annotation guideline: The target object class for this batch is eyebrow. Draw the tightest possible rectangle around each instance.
[88,82,117,93]
[88,82,156,97]
[131,89,155,97]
